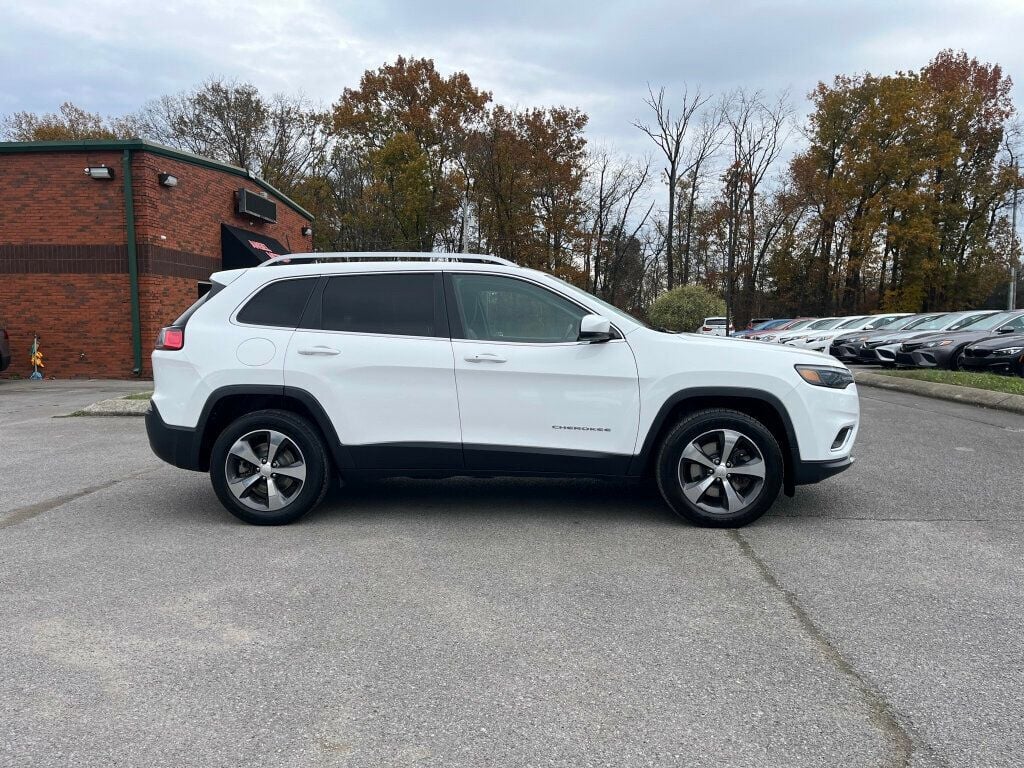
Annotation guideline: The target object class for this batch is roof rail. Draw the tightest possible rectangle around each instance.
[258,252,518,268]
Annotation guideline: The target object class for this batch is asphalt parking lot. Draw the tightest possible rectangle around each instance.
[1,379,1022,768]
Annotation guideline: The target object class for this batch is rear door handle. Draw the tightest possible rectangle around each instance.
[464,352,507,363]
[297,346,340,356]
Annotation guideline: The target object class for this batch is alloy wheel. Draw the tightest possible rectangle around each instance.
[224,429,307,512]
[677,428,766,515]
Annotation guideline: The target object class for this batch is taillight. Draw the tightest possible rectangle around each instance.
[156,326,184,351]
[702,326,711,332]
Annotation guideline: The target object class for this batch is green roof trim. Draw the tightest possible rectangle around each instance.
[0,139,314,221]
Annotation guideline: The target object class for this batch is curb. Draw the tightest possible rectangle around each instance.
[74,398,150,417]
[854,371,1024,415]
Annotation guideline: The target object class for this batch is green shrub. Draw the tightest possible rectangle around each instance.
[647,285,726,333]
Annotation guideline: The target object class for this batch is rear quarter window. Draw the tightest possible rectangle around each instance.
[236,278,318,328]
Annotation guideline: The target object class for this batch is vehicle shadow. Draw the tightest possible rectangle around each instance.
[306,476,679,527]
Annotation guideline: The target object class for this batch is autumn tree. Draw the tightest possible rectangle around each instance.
[0,102,138,141]
[469,105,589,275]
[780,50,1016,314]
[333,56,491,251]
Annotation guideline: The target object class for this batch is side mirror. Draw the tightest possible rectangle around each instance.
[997,326,1016,334]
[579,314,613,343]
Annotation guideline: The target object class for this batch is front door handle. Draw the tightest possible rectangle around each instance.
[297,346,340,356]
[464,352,507,363]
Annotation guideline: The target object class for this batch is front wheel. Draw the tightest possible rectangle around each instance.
[656,409,784,527]
[210,409,330,525]
[947,346,967,371]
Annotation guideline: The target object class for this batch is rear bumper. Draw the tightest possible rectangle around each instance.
[793,455,855,485]
[146,402,204,471]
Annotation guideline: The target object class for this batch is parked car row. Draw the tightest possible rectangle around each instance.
[739,310,1024,377]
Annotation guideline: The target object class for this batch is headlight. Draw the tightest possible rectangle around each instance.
[795,365,855,389]
[921,339,954,348]
[805,336,826,344]
[760,334,776,341]
[778,336,794,344]
[993,346,1024,356]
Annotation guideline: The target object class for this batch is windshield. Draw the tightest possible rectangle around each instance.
[903,314,944,329]
[949,312,999,331]
[784,318,815,331]
[807,317,843,330]
[885,314,927,331]
[912,314,960,331]
[862,315,903,330]
[836,316,869,329]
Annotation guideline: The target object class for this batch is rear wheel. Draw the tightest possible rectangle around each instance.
[656,409,783,527]
[210,409,330,525]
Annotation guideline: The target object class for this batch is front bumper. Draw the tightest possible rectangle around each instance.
[146,402,204,471]
[959,354,1023,375]
[793,455,855,485]
[874,345,899,364]
[894,350,918,367]
[829,343,859,361]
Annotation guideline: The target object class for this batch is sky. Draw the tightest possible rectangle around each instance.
[2,0,1023,156]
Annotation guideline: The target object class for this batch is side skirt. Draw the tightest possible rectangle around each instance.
[345,442,633,479]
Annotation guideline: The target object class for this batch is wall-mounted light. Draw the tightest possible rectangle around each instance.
[84,165,114,180]
[301,226,313,236]
[158,173,178,188]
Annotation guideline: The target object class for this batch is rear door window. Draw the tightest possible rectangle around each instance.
[321,273,444,337]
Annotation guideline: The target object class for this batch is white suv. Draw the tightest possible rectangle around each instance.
[146,254,859,527]
[698,317,733,336]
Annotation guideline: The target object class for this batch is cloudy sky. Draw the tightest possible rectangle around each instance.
[2,0,1022,153]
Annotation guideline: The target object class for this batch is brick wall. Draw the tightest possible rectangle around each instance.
[0,147,313,379]
[0,274,135,378]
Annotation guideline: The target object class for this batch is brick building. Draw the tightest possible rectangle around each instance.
[0,139,313,378]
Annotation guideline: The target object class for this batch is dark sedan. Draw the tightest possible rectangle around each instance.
[871,311,1002,366]
[959,334,1024,377]
[829,313,945,363]
[893,311,1024,369]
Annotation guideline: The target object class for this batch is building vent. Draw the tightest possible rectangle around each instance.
[236,188,277,223]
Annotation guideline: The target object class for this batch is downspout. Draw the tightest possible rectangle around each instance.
[122,149,142,376]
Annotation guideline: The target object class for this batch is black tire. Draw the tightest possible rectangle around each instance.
[948,345,967,371]
[655,408,784,528]
[210,409,330,525]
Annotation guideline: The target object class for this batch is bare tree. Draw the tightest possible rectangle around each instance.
[584,147,653,295]
[721,88,793,325]
[135,78,331,193]
[634,85,709,289]
[679,105,726,284]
